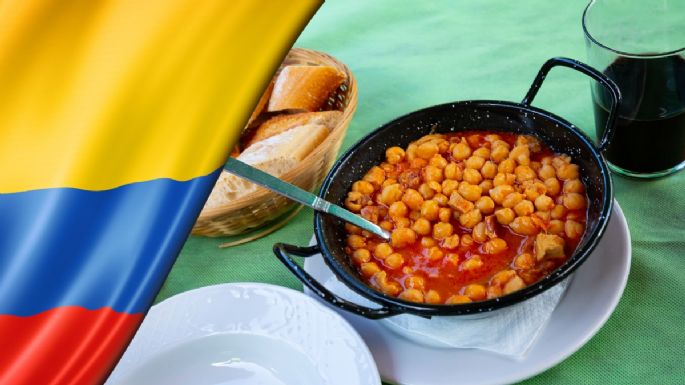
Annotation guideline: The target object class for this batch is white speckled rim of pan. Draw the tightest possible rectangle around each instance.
[106,283,381,385]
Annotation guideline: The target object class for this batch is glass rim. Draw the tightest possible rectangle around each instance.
[582,0,685,59]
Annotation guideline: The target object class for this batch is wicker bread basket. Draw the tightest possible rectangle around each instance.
[192,48,357,237]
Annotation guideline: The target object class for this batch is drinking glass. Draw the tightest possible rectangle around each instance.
[583,0,685,178]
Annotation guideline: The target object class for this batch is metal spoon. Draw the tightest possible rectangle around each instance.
[224,157,391,240]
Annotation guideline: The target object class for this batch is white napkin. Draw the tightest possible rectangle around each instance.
[307,236,570,360]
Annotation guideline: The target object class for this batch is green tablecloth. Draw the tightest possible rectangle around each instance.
[156,1,685,383]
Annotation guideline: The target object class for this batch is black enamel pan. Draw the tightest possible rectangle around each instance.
[273,57,620,319]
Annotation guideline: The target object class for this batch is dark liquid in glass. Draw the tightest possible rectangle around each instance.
[593,55,685,174]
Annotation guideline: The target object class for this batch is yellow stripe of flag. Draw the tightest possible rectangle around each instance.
[0,0,320,193]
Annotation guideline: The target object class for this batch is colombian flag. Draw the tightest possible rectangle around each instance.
[0,1,319,384]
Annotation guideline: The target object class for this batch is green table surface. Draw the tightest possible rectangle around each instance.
[156,1,685,384]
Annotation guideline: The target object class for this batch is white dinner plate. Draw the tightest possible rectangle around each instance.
[304,200,631,385]
[106,283,381,385]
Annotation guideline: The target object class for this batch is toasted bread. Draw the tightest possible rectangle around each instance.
[245,110,342,148]
[247,81,273,126]
[268,65,346,112]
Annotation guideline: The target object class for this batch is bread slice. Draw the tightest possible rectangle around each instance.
[268,65,346,112]
[203,123,329,209]
[245,110,342,148]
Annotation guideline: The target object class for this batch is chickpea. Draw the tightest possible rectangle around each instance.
[503,276,526,294]
[374,242,394,259]
[433,222,454,240]
[421,200,440,221]
[551,204,567,219]
[534,194,555,212]
[479,179,494,194]
[490,144,510,163]
[498,158,516,174]
[473,147,490,159]
[483,238,508,254]
[493,172,513,187]
[416,141,439,160]
[442,234,460,249]
[388,201,408,220]
[473,222,488,243]
[409,210,421,221]
[460,254,483,271]
[438,207,452,222]
[459,208,482,228]
[399,288,424,302]
[495,207,515,225]
[463,168,483,185]
[428,180,442,193]
[421,236,437,248]
[391,227,417,247]
[556,163,580,180]
[509,216,538,235]
[347,234,366,249]
[563,179,585,194]
[481,161,498,179]
[458,182,482,202]
[425,290,442,304]
[360,262,380,277]
[363,166,386,187]
[410,158,428,169]
[352,249,371,264]
[384,253,405,269]
[514,253,535,269]
[502,192,524,208]
[382,178,398,188]
[446,295,472,304]
[345,191,364,212]
[465,155,486,170]
[433,193,449,206]
[563,193,586,210]
[405,275,426,290]
[345,223,362,235]
[380,220,394,231]
[544,177,561,196]
[430,154,448,169]
[379,183,403,205]
[418,183,436,199]
[460,234,474,248]
[509,145,530,165]
[386,146,406,164]
[476,196,495,214]
[565,220,584,239]
[538,164,556,180]
[402,188,424,210]
[487,285,503,299]
[441,179,460,196]
[491,269,516,286]
[530,161,542,171]
[423,165,444,183]
[535,210,551,221]
[548,219,565,234]
[428,246,444,261]
[515,165,537,182]
[406,143,418,161]
[395,217,411,229]
[490,184,515,204]
[552,154,571,168]
[463,284,487,301]
[412,218,432,235]
[514,200,535,217]
[444,162,463,180]
[352,180,375,195]
[541,155,553,165]
[452,139,472,160]
[381,281,402,296]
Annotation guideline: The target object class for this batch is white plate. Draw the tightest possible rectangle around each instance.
[106,283,381,385]
[304,201,631,385]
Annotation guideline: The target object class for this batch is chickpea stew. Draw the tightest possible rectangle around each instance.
[343,132,588,305]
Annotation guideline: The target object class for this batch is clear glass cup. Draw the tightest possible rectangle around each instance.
[583,0,685,178]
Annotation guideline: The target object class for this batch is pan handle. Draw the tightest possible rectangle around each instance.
[273,243,401,319]
[521,57,621,152]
